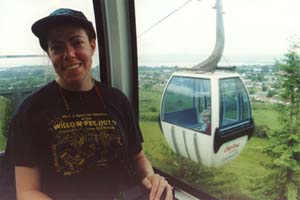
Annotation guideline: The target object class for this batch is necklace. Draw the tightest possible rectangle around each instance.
[57,79,106,111]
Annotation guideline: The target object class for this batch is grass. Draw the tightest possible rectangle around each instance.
[140,120,272,200]
[139,88,163,112]
[139,121,172,171]
[251,102,281,131]
[0,134,6,151]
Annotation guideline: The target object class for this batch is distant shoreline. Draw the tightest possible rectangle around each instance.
[0,54,282,68]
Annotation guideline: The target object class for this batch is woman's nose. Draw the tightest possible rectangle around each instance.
[64,44,76,60]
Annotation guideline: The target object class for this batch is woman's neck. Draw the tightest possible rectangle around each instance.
[56,77,94,91]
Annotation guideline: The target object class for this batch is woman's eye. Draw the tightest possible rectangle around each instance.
[72,40,84,47]
[49,45,64,52]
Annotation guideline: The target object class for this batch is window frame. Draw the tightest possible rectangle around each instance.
[219,77,252,132]
[161,75,212,134]
[93,0,139,114]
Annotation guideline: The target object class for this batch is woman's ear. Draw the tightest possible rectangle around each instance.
[90,39,96,52]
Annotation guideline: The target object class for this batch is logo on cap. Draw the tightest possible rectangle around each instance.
[51,8,76,16]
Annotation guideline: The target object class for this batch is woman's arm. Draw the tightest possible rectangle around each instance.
[132,151,173,200]
[15,166,52,200]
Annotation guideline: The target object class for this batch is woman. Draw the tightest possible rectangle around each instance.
[6,8,173,200]
[200,109,211,134]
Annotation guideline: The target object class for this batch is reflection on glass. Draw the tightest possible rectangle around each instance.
[0,0,98,151]
[135,0,280,199]
[162,76,211,134]
[219,78,251,129]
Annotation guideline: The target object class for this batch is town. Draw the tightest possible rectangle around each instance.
[138,64,282,104]
[0,63,282,108]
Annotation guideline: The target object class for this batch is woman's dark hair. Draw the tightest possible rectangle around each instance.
[40,23,96,52]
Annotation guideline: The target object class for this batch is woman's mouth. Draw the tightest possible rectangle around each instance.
[65,63,81,71]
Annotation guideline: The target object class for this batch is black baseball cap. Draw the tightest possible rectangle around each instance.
[32,8,96,51]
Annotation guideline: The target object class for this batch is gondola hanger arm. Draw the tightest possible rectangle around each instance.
[192,0,224,71]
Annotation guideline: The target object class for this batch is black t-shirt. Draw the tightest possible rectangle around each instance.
[6,81,143,198]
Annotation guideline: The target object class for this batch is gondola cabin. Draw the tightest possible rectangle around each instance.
[160,71,254,167]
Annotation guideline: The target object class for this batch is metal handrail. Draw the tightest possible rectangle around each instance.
[154,167,218,200]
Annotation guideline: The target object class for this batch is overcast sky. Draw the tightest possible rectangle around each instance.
[1,0,300,67]
[135,0,300,66]
[0,0,95,55]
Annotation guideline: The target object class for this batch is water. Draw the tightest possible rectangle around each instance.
[0,57,51,68]
[0,54,100,68]
[137,54,283,67]
[0,54,281,69]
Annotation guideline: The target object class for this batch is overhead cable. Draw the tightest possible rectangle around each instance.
[137,0,194,38]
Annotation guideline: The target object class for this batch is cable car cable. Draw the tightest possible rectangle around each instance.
[137,0,195,38]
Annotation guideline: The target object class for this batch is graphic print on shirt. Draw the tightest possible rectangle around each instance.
[48,112,123,176]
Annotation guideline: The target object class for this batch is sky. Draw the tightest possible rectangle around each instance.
[135,0,300,66]
[0,0,96,67]
[1,0,300,67]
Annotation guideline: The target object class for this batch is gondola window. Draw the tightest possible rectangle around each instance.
[219,77,251,130]
[162,76,211,133]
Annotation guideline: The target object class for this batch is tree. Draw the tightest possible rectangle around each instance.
[143,83,152,90]
[255,39,300,200]
[266,89,276,98]
[0,97,12,138]
[262,83,268,92]
[279,41,300,120]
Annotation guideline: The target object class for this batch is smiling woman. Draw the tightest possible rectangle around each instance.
[2,0,300,200]
[46,26,96,91]
[1,4,174,200]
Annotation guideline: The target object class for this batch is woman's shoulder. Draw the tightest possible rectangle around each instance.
[95,81,128,99]
[15,81,57,113]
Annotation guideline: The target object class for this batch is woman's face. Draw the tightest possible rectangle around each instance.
[47,25,96,91]
[202,114,210,123]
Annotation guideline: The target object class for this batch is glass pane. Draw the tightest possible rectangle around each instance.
[163,76,194,114]
[162,76,211,133]
[136,0,300,199]
[0,0,99,151]
[219,77,251,129]
[242,85,251,119]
